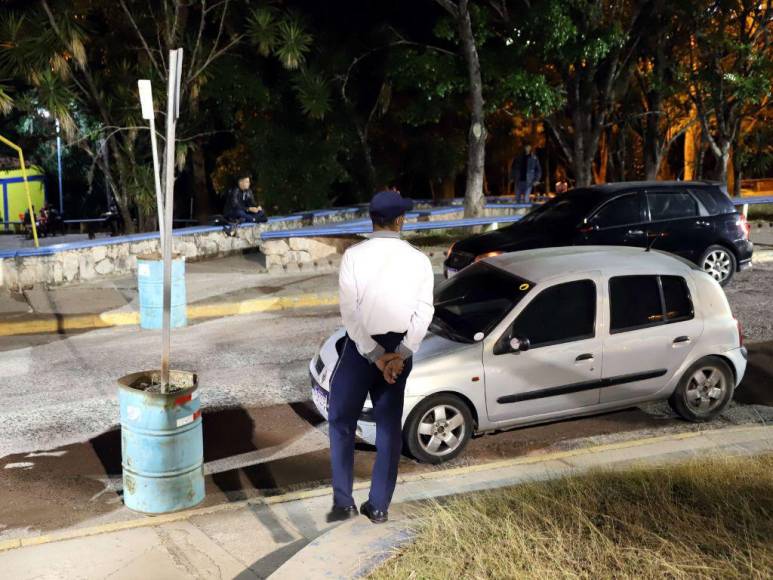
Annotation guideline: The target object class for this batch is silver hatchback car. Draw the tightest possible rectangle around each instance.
[310,246,747,463]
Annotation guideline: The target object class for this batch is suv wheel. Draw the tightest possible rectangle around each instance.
[404,394,474,464]
[700,245,736,285]
[669,356,734,422]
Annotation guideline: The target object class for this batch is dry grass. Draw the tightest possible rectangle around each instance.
[371,455,773,580]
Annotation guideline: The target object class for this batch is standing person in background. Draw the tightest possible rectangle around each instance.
[510,145,542,204]
[223,174,267,224]
[327,190,435,525]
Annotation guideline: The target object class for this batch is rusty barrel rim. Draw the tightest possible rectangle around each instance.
[117,370,198,400]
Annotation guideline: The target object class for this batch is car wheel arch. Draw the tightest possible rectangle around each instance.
[406,390,479,431]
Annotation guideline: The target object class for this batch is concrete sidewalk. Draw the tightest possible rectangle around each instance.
[0,425,769,580]
[0,247,451,336]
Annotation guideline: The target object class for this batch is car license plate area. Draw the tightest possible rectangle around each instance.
[312,383,329,419]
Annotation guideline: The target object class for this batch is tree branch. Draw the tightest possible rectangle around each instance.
[119,0,164,79]
[433,0,460,19]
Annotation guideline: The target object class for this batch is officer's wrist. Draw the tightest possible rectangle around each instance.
[365,344,386,364]
[396,343,413,360]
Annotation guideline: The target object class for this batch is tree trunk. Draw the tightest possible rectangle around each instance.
[439,175,456,200]
[109,143,136,234]
[457,0,486,217]
[643,111,662,181]
[593,129,609,184]
[716,142,730,186]
[191,142,211,224]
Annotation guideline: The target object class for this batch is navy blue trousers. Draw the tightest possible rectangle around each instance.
[328,332,412,511]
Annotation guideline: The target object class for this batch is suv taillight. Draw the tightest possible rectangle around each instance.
[736,318,744,347]
[738,214,751,239]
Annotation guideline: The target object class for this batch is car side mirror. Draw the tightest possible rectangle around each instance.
[509,337,530,353]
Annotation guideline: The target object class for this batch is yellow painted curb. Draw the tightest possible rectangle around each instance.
[0,424,768,554]
[0,292,340,337]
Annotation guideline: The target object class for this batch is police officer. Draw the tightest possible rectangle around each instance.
[327,190,435,524]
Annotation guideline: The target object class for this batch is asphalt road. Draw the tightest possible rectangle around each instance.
[0,265,772,539]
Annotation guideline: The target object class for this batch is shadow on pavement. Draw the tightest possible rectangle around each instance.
[736,342,773,406]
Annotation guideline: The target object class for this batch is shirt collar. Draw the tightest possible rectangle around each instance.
[366,230,401,239]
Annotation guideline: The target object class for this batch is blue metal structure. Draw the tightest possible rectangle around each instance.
[118,370,204,514]
[137,256,187,329]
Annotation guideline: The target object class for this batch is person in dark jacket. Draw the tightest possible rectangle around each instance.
[510,145,542,204]
[223,175,267,223]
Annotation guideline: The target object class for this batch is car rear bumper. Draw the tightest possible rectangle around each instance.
[723,347,748,387]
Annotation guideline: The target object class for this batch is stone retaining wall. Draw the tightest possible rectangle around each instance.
[0,205,525,289]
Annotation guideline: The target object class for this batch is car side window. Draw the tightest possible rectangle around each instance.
[590,194,641,228]
[610,275,694,333]
[609,276,662,332]
[509,280,596,348]
[662,275,694,322]
[646,191,698,221]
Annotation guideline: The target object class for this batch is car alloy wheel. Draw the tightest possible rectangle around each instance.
[702,248,733,283]
[684,366,728,415]
[416,404,466,458]
[669,356,734,422]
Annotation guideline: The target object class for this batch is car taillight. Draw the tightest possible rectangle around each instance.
[736,318,744,347]
[738,214,751,239]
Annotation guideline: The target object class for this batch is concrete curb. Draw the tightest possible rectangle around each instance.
[0,291,340,336]
[0,424,768,555]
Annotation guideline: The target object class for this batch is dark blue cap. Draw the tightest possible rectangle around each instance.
[369,190,413,220]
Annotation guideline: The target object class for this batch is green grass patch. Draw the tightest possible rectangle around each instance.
[371,455,773,579]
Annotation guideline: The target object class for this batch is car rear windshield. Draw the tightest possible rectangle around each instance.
[432,263,533,343]
[518,189,599,227]
[692,187,736,216]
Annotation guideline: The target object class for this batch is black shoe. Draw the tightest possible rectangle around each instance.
[326,504,358,523]
[360,501,388,524]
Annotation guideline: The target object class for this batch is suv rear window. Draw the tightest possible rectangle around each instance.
[647,191,698,221]
[693,187,735,216]
[610,275,694,333]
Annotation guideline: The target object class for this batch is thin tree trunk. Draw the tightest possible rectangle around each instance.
[457,0,486,217]
[191,142,211,223]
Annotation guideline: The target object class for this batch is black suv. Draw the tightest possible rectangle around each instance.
[445,181,753,285]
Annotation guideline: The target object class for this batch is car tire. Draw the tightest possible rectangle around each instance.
[404,394,474,464]
[669,356,735,422]
[700,245,737,286]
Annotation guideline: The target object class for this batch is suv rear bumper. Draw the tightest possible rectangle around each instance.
[735,240,753,271]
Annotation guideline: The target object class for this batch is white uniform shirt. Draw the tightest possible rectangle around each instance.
[339,231,435,362]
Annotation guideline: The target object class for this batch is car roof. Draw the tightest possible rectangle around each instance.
[487,246,698,282]
[578,180,719,197]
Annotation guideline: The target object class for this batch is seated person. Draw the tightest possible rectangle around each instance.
[223,174,267,223]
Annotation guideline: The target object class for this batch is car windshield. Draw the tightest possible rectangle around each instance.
[431,263,533,343]
[519,189,598,226]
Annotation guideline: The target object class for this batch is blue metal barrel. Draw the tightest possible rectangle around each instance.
[118,370,204,514]
[137,255,187,329]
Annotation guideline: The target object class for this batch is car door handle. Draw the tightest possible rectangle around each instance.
[673,336,691,344]
[575,353,594,362]
[627,229,644,236]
